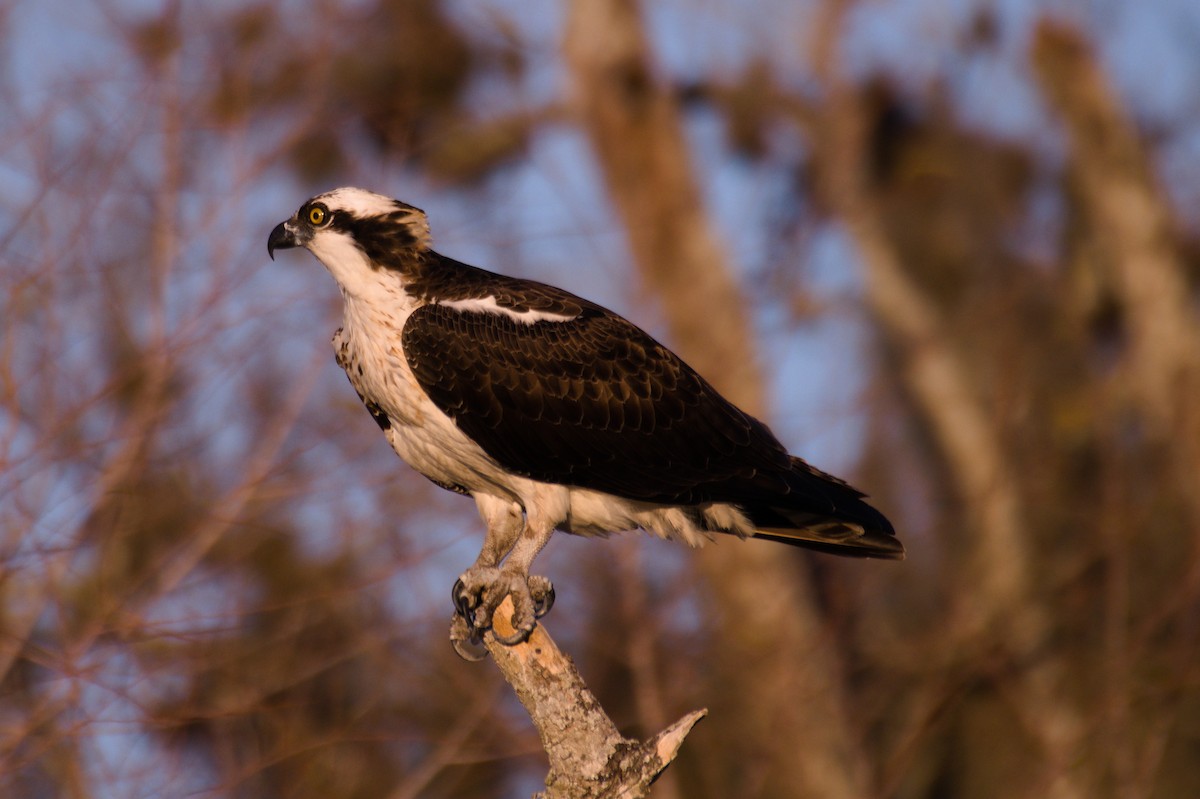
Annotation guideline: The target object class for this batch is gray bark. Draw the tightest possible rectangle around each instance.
[484,598,705,799]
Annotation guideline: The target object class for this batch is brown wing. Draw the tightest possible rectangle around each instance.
[403,302,845,511]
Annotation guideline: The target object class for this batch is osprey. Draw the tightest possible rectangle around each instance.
[269,188,902,659]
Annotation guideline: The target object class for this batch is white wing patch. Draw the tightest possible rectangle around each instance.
[439,296,578,325]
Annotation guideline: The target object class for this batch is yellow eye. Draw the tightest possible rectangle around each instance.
[307,205,328,226]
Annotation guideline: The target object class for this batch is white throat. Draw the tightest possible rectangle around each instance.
[307,229,404,306]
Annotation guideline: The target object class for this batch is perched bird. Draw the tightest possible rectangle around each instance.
[269,188,902,659]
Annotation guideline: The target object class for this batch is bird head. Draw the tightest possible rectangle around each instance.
[268,188,432,293]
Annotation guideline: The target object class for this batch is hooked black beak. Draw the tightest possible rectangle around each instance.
[267,221,298,260]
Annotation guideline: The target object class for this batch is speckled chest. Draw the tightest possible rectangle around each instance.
[333,318,426,430]
[331,301,497,497]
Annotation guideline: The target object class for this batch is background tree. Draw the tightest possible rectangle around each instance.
[2,0,1199,797]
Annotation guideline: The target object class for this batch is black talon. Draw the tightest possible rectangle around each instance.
[449,615,488,662]
[452,638,488,661]
[493,624,534,646]
[451,577,475,620]
[451,571,551,649]
[533,583,555,619]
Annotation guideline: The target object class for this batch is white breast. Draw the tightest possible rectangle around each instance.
[336,293,511,497]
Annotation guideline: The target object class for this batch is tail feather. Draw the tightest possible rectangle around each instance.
[753,522,906,559]
[741,459,905,559]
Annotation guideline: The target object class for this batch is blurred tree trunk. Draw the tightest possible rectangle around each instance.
[802,3,1089,797]
[565,1,871,797]
[1032,20,1200,527]
[1030,26,1200,794]
[804,0,1033,654]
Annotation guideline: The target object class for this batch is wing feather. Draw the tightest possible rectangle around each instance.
[401,290,899,559]
[402,303,786,504]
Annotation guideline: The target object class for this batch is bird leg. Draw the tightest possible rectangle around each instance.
[450,497,556,660]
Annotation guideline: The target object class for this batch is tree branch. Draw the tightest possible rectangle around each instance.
[483,597,706,799]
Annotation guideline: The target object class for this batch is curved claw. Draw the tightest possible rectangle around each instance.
[492,623,534,646]
[531,579,555,619]
[451,577,475,620]
[449,614,488,662]
[451,568,556,647]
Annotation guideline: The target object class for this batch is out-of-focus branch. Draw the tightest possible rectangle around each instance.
[1031,25,1200,624]
[804,5,1088,797]
[1031,21,1200,443]
[813,88,1033,646]
[1031,25,1200,786]
[484,598,705,799]
[564,1,874,797]
[805,0,1032,646]
[817,101,1087,795]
